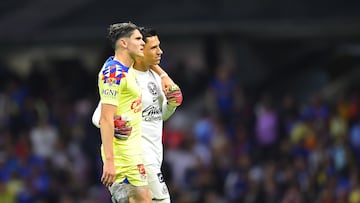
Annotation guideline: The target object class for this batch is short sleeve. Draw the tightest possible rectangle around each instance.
[98,64,126,106]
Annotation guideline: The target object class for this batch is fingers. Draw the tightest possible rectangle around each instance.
[121,126,132,135]
[166,90,183,103]
[163,84,173,94]
[162,83,166,93]
[166,90,182,98]
[115,126,132,135]
[161,77,175,93]
[165,84,173,91]
[101,162,116,187]
[166,90,183,107]
[114,119,127,128]
[101,171,115,187]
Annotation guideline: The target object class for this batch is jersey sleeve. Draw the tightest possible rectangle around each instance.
[151,70,177,121]
[162,102,177,121]
[98,64,126,106]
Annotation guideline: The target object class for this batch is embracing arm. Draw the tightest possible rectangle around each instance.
[92,101,101,128]
[151,65,183,120]
[162,84,183,121]
[150,65,174,92]
[93,101,132,139]
[162,102,177,121]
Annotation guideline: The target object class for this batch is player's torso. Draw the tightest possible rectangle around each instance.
[98,57,142,157]
[115,68,142,118]
[134,69,164,165]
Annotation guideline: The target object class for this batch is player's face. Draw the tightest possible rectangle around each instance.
[142,36,163,66]
[127,29,145,58]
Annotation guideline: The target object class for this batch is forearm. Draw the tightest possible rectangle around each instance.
[162,103,176,121]
[151,65,175,93]
[92,102,101,128]
[100,118,115,161]
[150,65,167,77]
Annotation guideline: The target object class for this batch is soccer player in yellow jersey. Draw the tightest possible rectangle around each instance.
[94,27,182,203]
[98,22,151,203]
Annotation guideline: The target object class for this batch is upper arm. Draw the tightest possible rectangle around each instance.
[100,103,117,124]
[99,65,126,106]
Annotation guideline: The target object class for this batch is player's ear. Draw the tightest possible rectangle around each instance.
[118,38,128,48]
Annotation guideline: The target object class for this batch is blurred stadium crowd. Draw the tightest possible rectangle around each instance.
[0,53,359,203]
[0,0,360,202]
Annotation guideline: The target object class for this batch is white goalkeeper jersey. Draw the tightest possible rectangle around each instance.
[135,69,174,167]
[92,69,176,167]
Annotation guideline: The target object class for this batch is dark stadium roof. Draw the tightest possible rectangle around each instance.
[0,0,360,43]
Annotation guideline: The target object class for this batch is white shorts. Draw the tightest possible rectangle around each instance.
[145,164,170,201]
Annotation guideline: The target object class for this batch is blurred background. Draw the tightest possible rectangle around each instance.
[1,0,360,202]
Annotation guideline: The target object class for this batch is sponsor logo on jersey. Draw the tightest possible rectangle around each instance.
[142,105,162,121]
[101,89,119,98]
[131,98,142,113]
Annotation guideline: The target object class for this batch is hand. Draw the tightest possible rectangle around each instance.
[114,116,132,140]
[102,160,116,187]
[166,84,183,107]
[161,75,175,93]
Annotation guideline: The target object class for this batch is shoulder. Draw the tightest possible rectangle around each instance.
[149,70,161,83]
[100,57,129,86]
[103,57,130,73]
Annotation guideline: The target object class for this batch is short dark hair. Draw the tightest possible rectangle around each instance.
[107,22,139,49]
[138,27,158,43]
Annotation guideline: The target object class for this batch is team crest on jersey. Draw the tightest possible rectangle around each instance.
[147,82,158,96]
[102,65,125,86]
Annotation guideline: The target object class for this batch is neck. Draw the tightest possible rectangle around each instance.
[114,51,133,67]
[133,59,150,72]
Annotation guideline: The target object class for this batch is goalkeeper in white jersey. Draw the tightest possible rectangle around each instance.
[93,27,182,203]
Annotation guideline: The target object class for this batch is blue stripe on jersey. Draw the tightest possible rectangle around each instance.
[105,56,130,73]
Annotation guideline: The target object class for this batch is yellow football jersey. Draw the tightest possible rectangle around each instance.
[98,56,144,182]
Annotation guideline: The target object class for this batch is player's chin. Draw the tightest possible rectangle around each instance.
[135,52,144,58]
[151,58,160,65]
